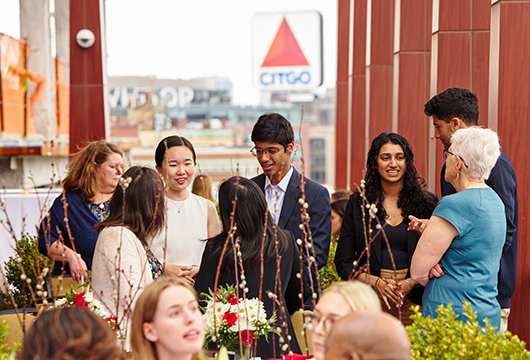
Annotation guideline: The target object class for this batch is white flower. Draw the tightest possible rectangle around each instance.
[54,298,68,307]
[83,291,95,304]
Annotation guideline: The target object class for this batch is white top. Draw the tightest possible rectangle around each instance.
[265,165,294,224]
[151,193,209,266]
[92,226,153,348]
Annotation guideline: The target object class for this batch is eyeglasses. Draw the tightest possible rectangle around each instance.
[250,146,282,158]
[304,313,337,333]
[443,149,469,168]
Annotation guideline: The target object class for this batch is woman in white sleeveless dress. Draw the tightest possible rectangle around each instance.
[151,135,220,284]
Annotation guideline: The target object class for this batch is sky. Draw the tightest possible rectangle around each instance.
[0,0,338,106]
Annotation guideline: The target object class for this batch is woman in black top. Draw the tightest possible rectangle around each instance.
[194,176,310,358]
[334,132,437,325]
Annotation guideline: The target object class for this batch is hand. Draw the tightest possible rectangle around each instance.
[163,264,196,285]
[397,279,414,297]
[408,216,429,235]
[375,277,403,309]
[67,252,88,283]
[429,263,445,279]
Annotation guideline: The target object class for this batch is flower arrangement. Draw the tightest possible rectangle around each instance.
[200,284,277,351]
[53,284,118,332]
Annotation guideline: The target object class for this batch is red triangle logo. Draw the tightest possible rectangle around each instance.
[261,18,309,67]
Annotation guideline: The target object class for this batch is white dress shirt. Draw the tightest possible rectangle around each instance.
[264,165,294,224]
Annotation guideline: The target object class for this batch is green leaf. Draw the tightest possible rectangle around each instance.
[406,302,530,359]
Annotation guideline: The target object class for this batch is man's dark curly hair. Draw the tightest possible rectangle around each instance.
[359,132,436,221]
[251,113,294,150]
[424,87,479,126]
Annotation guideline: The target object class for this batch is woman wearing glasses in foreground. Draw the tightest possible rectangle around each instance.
[411,127,505,330]
[308,280,381,360]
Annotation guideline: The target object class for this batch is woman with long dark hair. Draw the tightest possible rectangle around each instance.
[194,176,309,359]
[334,132,437,325]
[92,166,168,345]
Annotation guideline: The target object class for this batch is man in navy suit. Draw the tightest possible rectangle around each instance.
[250,113,332,307]
[424,88,519,334]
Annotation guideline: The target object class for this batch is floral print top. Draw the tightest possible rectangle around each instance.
[319,239,341,291]
[88,199,111,222]
[141,241,164,280]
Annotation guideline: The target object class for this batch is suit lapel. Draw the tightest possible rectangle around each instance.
[279,168,301,229]
[254,174,266,194]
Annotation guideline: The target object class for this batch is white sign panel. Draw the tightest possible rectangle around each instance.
[252,11,323,91]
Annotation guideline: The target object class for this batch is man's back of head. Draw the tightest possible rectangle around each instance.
[324,311,411,360]
[251,112,294,148]
[424,87,479,126]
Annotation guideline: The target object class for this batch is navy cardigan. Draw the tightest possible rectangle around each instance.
[38,190,100,275]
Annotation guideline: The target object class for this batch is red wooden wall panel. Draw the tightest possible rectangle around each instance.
[396,53,429,179]
[491,0,530,342]
[472,31,490,126]
[435,33,472,92]
[394,0,432,182]
[349,0,368,189]
[438,0,471,31]
[335,0,351,189]
[367,66,393,138]
[69,0,106,153]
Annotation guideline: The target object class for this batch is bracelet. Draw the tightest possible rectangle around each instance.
[404,279,413,289]
[375,277,385,289]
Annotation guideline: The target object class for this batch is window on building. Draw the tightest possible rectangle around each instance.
[311,138,325,149]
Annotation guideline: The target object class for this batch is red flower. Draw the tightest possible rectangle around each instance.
[223,312,238,326]
[225,291,235,300]
[228,298,241,305]
[215,289,222,302]
[74,293,89,309]
[239,330,253,345]
[105,315,119,331]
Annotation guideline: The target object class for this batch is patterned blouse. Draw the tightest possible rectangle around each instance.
[141,241,164,280]
[319,239,341,291]
[88,199,111,222]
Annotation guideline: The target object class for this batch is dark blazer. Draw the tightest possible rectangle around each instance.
[251,167,332,269]
[334,191,438,304]
[194,230,310,359]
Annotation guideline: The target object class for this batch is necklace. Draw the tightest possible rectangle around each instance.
[383,193,399,204]
[171,198,186,213]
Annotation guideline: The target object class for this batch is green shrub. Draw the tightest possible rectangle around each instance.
[0,321,19,360]
[406,302,530,359]
[1,235,53,309]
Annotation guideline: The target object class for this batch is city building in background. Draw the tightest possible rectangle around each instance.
[108,75,335,187]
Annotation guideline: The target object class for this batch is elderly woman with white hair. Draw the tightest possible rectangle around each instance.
[411,127,505,330]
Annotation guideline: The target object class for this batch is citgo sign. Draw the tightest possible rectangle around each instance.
[252,11,323,91]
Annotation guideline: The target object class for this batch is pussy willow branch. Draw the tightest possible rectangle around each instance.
[273,222,291,358]
[350,183,402,320]
[255,210,268,357]
[234,235,255,357]
[161,139,170,269]
[1,168,55,332]
[212,174,240,349]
